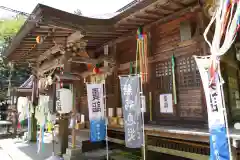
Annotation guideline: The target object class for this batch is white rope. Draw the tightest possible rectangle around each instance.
[203,4,240,159]
[206,1,240,57]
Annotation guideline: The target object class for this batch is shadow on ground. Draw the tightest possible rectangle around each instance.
[17,141,60,160]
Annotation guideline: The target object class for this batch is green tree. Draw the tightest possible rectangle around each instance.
[0,16,30,100]
[0,16,25,51]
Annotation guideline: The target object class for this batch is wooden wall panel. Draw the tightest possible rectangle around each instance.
[149,13,205,123]
[109,12,208,126]
[118,37,136,64]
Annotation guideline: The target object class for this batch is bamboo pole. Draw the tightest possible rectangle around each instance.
[149,92,152,121]
[71,83,77,149]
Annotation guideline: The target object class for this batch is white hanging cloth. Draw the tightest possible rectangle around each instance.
[35,95,49,126]
[17,97,29,122]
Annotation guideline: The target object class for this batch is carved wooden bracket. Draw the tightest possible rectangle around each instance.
[69,55,116,65]
[37,45,64,63]
[79,66,115,78]
[37,55,65,76]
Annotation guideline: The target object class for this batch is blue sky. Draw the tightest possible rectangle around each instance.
[0,0,133,18]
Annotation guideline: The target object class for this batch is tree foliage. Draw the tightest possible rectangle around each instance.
[74,9,82,16]
[0,16,25,52]
[0,16,30,100]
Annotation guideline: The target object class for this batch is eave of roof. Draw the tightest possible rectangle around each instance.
[4,0,198,62]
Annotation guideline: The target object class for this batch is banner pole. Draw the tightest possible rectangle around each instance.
[103,80,109,160]
[218,65,232,159]
[139,74,146,160]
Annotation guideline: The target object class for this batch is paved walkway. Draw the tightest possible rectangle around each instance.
[0,146,12,160]
[0,130,89,160]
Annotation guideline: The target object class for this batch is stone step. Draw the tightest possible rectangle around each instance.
[110,155,135,160]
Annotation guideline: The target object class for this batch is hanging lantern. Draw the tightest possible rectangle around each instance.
[93,67,100,74]
[93,63,100,74]
[56,88,73,114]
[87,63,92,70]
[60,82,63,88]
[36,36,43,44]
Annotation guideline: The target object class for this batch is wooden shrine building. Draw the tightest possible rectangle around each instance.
[3,0,240,159]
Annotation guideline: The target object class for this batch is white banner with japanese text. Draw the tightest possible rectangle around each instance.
[194,56,230,160]
[86,83,106,142]
[119,75,143,148]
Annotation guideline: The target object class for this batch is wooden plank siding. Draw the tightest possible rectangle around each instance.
[116,11,208,126]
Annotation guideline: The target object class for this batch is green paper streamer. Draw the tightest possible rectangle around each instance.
[171,55,177,104]
[130,62,133,74]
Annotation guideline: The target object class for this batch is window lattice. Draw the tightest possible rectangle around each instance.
[155,61,172,77]
[155,61,172,91]
[178,56,200,88]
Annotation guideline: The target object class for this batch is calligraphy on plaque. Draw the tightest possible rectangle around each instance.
[119,75,143,148]
[159,94,173,113]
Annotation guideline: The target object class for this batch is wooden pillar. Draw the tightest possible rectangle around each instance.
[112,43,119,117]
[71,82,77,148]
[141,131,148,160]
[30,76,38,142]
[49,83,57,114]
[59,52,71,154]
[59,114,69,154]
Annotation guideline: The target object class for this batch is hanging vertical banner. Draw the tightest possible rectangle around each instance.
[119,75,143,148]
[194,56,230,160]
[87,83,106,142]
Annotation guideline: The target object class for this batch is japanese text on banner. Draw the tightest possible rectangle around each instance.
[119,76,143,148]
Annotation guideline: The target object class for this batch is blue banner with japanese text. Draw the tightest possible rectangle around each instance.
[87,83,106,142]
[119,75,143,148]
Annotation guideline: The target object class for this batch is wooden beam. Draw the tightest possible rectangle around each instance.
[69,54,116,65]
[154,5,174,14]
[114,0,169,27]
[38,55,65,76]
[95,4,200,53]
[70,57,98,64]
[134,15,159,20]
[79,66,115,78]
[144,10,164,17]
[170,0,186,8]
[67,31,84,44]
[37,45,64,62]
[127,17,154,23]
